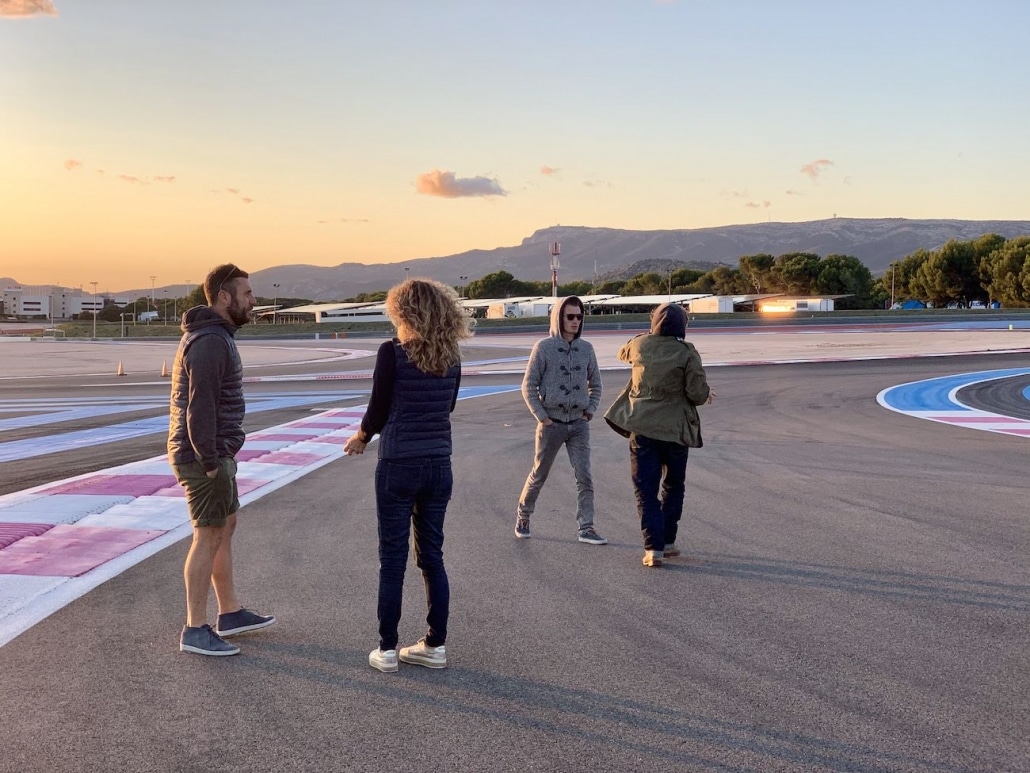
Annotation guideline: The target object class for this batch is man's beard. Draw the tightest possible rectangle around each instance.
[227,298,251,326]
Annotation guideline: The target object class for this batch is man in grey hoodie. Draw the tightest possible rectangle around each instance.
[516,296,607,544]
[168,264,275,656]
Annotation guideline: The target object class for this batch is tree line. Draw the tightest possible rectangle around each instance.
[463,234,1030,310]
[74,233,1029,322]
[883,234,1030,308]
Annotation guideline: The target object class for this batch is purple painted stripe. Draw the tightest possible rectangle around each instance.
[0,523,53,549]
[290,421,356,429]
[0,525,163,577]
[236,449,270,461]
[45,475,178,497]
[307,436,349,445]
[250,433,322,442]
[257,451,326,466]
[929,416,1027,424]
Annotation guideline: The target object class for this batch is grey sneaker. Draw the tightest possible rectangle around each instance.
[578,527,608,545]
[216,608,276,638]
[369,648,398,673]
[514,517,531,539]
[642,550,664,568]
[399,639,447,669]
[180,624,240,656]
[663,544,681,557]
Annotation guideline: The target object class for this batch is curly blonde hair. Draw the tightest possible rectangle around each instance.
[386,278,473,375]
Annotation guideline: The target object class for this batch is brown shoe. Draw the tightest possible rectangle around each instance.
[642,550,663,568]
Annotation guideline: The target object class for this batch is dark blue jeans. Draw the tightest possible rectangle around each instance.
[375,458,452,651]
[629,434,689,551]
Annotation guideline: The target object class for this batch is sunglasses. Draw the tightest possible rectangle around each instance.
[217,264,246,294]
[565,313,583,321]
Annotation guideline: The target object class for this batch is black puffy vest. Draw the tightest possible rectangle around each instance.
[378,342,458,460]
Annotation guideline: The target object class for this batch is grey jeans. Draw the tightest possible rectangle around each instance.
[517,418,594,530]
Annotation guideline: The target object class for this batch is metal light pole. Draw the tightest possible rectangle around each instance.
[163,290,169,322]
[890,263,896,309]
[459,276,468,297]
[272,283,280,325]
[90,281,98,339]
[549,242,561,298]
[405,267,410,283]
[149,275,156,324]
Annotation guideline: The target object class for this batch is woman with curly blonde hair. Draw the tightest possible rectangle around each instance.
[344,278,472,673]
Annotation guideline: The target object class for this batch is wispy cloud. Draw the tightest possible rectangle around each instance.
[785,189,804,196]
[212,187,255,203]
[720,189,749,199]
[66,159,176,185]
[415,169,506,198]
[745,200,772,209]
[0,0,58,18]
[540,165,559,176]
[800,158,834,181]
[318,217,371,224]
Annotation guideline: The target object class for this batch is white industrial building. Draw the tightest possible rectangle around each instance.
[755,296,842,313]
[263,292,848,324]
[0,286,118,321]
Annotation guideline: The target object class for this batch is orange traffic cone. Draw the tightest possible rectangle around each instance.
[116,360,125,376]
[161,361,169,377]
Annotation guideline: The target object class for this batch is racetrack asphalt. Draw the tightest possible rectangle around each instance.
[0,321,1028,773]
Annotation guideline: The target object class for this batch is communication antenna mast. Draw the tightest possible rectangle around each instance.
[550,242,561,298]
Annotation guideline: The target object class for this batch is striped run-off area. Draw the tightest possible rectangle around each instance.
[877,367,1030,437]
[0,385,519,647]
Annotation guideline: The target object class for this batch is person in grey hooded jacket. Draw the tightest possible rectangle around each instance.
[168,264,275,656]
[515,296,607,545]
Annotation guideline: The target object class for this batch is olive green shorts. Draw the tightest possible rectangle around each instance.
[172,457,239,528]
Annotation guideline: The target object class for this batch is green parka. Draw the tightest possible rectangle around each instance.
[603,303,710,447]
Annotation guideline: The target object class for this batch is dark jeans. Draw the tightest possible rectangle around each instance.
[375,458,452,651]
[629,434,689,551]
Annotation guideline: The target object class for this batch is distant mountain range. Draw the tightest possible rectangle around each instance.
[11,218,1030,301]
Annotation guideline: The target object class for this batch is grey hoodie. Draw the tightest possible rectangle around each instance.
[167,305,246,471]
[521,296,601,423]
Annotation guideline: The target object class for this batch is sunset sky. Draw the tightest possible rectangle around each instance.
[2,0,1028,292]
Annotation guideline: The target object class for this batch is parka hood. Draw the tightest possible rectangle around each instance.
[549,296,585,339]
[650,302,687,338]
[181,305,236,335]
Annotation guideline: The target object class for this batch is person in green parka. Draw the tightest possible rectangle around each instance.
[604,303,715,567]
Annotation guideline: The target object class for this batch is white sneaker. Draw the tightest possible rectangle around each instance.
[399,639,447,669]
[369,648,398,672]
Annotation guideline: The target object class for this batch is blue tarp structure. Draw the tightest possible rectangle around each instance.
[898,299,926,309]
